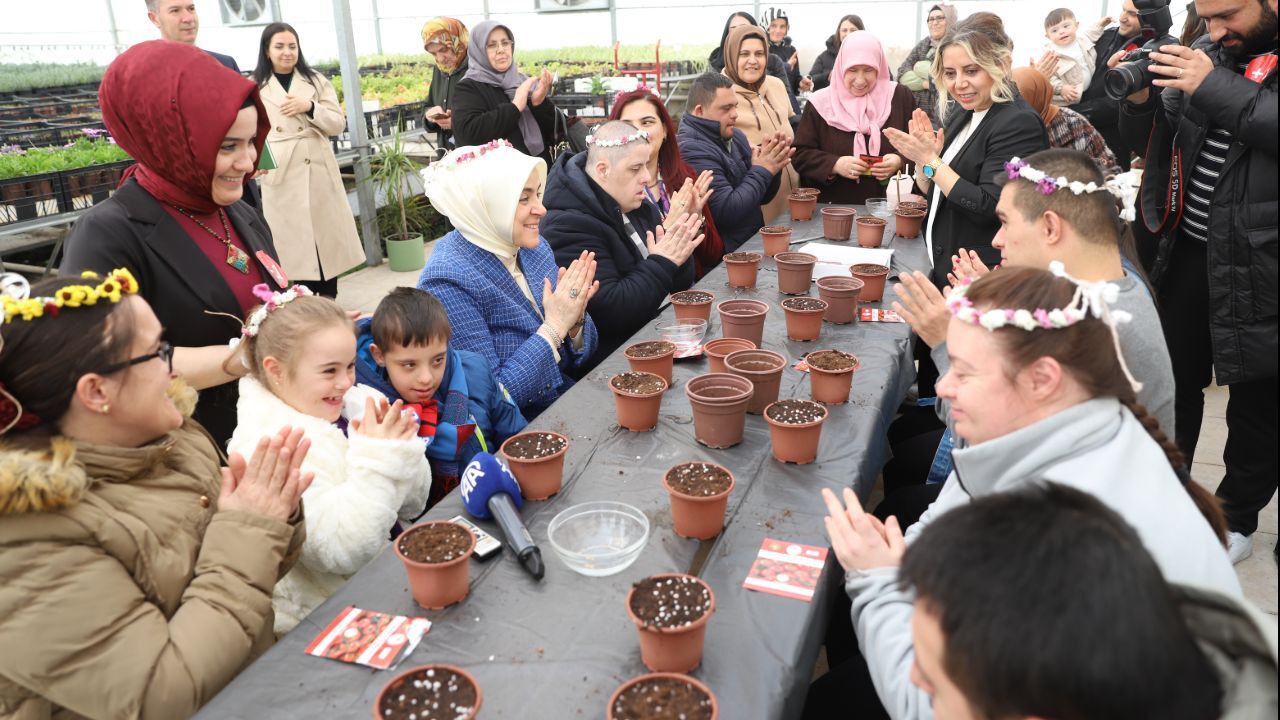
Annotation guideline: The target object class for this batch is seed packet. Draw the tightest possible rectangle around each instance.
[304,606,431,670]
[743,538,828,602]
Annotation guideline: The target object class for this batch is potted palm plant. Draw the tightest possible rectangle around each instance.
[370,128,427,272]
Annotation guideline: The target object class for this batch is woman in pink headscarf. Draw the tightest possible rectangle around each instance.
[793,31,917,204]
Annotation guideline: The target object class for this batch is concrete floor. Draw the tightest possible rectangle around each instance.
[336,262,1278,617]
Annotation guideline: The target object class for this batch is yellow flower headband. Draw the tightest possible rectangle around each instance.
[0,268,140,324]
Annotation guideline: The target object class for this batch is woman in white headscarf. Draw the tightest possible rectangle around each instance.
[416,141,599,419]
[450,20,559,163]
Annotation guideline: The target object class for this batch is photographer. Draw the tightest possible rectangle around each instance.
[1117,0,1277,564]
[1071,0,1144,169]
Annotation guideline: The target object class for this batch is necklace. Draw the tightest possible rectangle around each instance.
[169,205,251,274]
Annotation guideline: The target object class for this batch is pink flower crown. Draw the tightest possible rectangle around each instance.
[447,139,514,166]
[1003,157,1140,222]
[585,129,650,148]
[242,283,314,338]
[613,83,659,106]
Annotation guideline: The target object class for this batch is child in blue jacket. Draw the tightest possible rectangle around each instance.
[356,287,527,508]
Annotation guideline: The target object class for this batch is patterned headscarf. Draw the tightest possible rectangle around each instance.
[421,16,468,73]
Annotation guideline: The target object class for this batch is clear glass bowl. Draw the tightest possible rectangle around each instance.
[547,501,650,577]
[655,318,708,353]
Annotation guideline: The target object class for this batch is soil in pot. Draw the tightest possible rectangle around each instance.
[671,290,715,322]
[856,216,887,248]
[608,675,716,720]
[781,296,827,341]
[760,225,792,256]
[396,522,475,609]
[766,398,828,424]
[611,372,668,431]
[851,263,890,303]
[398,522,472,564]
[895,208,926,237]
[788,193,817,221]
[666,462,733,497]
[821,207,856,241]
[626,340,675,359]
[665,462,735,539]
[612,372,667,394]
[626,340,676,386]
[765,399,828,464]
[376,665,480,720]
[501,431,569,500]
[775,252,817,295]
[627,573,715,673]
[724,251,762,289]
[807,349,861,404]
[808,349,859,371]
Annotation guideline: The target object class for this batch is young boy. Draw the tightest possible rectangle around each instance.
[1042,8,1111,105]
[356,287,527,508]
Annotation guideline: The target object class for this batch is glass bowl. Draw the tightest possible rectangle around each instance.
[547,501,650,577]
[655,318,708,353]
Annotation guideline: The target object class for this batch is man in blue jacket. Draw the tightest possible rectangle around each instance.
[678,72,793,253]
[542,120,704,362]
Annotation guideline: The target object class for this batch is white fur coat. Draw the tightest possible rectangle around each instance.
[228,377,432,634]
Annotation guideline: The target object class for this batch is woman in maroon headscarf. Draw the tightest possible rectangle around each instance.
[62,40,283,448]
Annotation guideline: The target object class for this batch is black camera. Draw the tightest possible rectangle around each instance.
[1104,0,1177,99]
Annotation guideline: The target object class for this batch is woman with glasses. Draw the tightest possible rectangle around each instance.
[0,272,308,718]
[897,3,957,126]
[451,20,559,162]
[61,41,285,449]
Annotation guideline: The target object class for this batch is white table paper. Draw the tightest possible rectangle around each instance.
[793,242,894,279]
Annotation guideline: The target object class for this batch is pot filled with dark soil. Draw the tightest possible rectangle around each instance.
[775,252,818,295]
[626,573,715,673]
[374,664,482,720]
[759,225,792,257]
[724,251,762,289]
[763,399,829,464]
[715,299,769,347]
[816,275,864,324]
[607,672,718,720]
[671,290,715,322]
[625,340,677,386]
[724,348,786,415]
[663,461,735,539]
[855,216,887,248]
[703,337,756,374]
[894,207,926,238]
[395,521,477,609]
[610,371,668,432]
[788,192,817,221]
[500,430,569,500]
[821,207,856,241]
[806,349,861,404]
[684,373,754,448]
[850,263,890,303]
[781,296,828,341]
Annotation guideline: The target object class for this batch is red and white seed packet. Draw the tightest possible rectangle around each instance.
[304,606,431,670]
[860,307,905,323]
[743,538,829,602]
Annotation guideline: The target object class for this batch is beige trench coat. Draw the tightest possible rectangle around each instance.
[727,74,800,224]
[258,71,366,282]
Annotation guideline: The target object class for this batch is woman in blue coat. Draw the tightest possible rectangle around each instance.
[418,140,600,419]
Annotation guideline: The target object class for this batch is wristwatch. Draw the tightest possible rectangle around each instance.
[922,157,943,179]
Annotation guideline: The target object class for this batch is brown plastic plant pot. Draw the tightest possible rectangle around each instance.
[763,399,829,464]
[850,263,890,303]
[625,340,676,386]
[499,430,569,500]
[895,208,927,238]
[671,290,715,322]
[788,192,817,221]
[663,461,736,539]
[607,672,719,720]
[716,299,769,347]
[855,216,888,248]
[759,225,792,257]
[806,349,862,404]
[625,573,716,673]
[394,521,477,609]
[703,337,756,374]
[774,251,817,295]
[781,296,828,341]
[821,207,856,241]
[724,251,762,288]
[724,348,786,415]
[373,663,482,720]
[609,371,669,432]
[815,275,864,324]
[684,373,754,448]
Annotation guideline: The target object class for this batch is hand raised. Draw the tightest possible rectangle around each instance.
[219,425,315,521]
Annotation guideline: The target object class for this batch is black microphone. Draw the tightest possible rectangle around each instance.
[460,453,544,580]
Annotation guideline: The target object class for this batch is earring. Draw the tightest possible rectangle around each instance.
[100,403,110,415]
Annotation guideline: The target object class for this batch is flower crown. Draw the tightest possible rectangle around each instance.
[614,83,659,107]
[446,139,514,167]
[242,283,313,338]
[585,129,650,148]
[1,268,139,324]
[1003,157,1140,222]
[947,261,1143,392]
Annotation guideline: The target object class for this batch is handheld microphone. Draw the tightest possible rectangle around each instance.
[460,453,545,580]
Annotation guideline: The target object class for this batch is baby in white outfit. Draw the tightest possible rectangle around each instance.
[1042,8,1112,105]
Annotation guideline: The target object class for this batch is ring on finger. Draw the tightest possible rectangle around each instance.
[1178,67,1184,78]
[569,287,580,299]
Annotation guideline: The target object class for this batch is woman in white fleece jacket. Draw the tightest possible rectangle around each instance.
[228,286,431,633]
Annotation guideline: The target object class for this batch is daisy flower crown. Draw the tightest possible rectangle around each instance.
[947,261,1144,392]
[242,283,313,338]
[1003,157,1141,222]
[585,129,650,148]
[0,268,139,324]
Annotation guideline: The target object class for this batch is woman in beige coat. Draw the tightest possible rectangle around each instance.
[254,22,365,298]
[723,23,799,224]
[0,272,308,719]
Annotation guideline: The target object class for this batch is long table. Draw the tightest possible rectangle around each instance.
[196,206,928,720]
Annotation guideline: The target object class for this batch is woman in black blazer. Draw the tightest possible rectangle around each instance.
[886,28,1048,287]
[451,20,559,163]
[60,41,286,448]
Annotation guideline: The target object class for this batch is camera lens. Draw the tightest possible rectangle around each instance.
[1104,58,1151,100]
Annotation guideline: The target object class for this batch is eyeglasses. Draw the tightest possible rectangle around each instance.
[100,341,174,375]
[486,40,513,52]
[927,15,947,23]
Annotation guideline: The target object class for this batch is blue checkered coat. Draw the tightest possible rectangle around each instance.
[418,230,599,418]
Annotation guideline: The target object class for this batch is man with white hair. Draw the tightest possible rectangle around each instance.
[146,0,239,72]
[542,120,704,362]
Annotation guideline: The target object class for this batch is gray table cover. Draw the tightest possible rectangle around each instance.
[196,207,929,720]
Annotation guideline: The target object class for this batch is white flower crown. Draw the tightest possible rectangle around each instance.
[242,284,314,338]
[585,129,650,148]
[1004,157,1141,222]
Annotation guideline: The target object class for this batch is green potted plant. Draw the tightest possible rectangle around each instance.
[370,128,427,272]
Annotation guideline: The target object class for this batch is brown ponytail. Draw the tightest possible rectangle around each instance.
[964,268,1227,544]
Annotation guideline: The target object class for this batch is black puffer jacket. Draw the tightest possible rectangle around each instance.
[1120,36,1277,385]
[769,37,801,93]
[808,36,839,92]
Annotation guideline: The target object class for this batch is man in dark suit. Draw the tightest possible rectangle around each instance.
[1070,0,1143,170]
